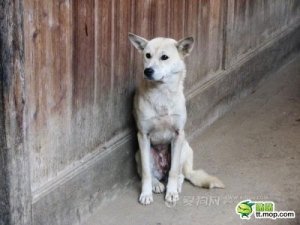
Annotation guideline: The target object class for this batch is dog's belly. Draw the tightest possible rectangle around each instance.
[149,129,175,145]
[150,144,171,181]
[147,116,177,180]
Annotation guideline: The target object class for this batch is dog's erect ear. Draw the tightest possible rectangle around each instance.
[177,37,194,57]
[128,33,148,53]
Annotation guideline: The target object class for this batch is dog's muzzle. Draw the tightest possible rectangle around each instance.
[144,67,154,80]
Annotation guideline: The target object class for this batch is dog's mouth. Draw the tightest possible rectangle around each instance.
[143,76,165,82]
[143,76,154,81]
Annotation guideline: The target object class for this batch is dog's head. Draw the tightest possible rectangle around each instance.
[128,33,194,82]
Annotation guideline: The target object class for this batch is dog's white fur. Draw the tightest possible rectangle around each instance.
[128,33,224,205]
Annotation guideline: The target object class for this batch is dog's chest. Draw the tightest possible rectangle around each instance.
[153,97,174,116]
[137,90,186,144]
[146,91,178,122]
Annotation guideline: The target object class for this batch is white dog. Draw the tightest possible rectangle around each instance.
[128,33,224,205]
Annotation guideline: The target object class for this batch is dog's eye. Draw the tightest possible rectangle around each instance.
[145,53,151,59]
[161,55,169,60]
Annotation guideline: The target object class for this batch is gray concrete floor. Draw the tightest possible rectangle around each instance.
[84,55,300,225]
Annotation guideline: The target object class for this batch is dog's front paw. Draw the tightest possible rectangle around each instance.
[139,192,153,205]
[165,191,179,203]
[177,174,184,193]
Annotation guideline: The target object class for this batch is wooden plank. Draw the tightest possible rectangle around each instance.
[130,0,152,85]
[184,0,200,87]
[111,0,135,133]
[0,1,32,224]
[24,0,74,190]
[149,0,169,37]
[72,0,95,110]
[93,0,115,144]
[186,0,224,87]
[95,0,113,102]
[169,0,185,39]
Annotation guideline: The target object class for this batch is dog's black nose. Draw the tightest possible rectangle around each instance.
[144,68,154,79]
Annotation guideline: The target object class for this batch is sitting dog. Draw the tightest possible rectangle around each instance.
[128,33,224,205]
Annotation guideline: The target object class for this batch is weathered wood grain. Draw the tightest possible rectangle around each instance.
[24,0,75,190]
[226,0,300,67]
[0,1,32,224]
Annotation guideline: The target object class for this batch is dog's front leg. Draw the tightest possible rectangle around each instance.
[137,132,153,205]
[166,130,185,203]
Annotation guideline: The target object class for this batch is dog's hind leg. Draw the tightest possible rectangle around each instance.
[182,141,225,189]
[165,130,186,203]
[152,178,165,193]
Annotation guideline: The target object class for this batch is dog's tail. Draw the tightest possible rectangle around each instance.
[183,168,225,189]
[183,144,225,189]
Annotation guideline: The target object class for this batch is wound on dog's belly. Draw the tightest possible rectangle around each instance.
[151,144,171,181]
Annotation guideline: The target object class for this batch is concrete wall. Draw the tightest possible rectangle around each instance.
[1,1,300,225]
